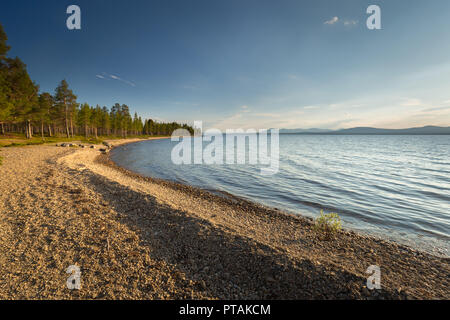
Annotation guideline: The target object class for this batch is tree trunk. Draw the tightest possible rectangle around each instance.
[0,122,4,135]
[64,98,70,138]
[25,121,32,139]
[70,117,74,138]
[48,125,52,137]
[41,121,44,139]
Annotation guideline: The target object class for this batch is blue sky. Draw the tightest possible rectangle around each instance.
[1,0,450,129]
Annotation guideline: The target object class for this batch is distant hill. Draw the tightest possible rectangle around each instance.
[332,126,450,135]
[280,126,450,135]
[279,128,333,134]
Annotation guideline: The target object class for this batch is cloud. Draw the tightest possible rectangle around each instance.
[254,113,282,118]
[324,17,358,26]
[303,105,319,110]
[400,98,422,107]
[324,17,339,25]
[96,72,136,87]
[109,74,136,87]
[343,20,358,26]
[421,106,450,113]
[205,94,450,131]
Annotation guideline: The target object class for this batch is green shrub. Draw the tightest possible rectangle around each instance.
[313,210,342,240]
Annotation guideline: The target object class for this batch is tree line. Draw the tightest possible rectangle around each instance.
[0,23,193,139]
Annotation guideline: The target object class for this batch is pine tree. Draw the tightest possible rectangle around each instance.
[35,92,53,138]
[6,57,39,138]
[90,105,103,139]
[101,106,110,135]
[0,69,12,135]
[54,79,77,138]
[0,24,11,134]
[77,103,91,138]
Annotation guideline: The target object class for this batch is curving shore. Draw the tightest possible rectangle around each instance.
[0,138,448,299]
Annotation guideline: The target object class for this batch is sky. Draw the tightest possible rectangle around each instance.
[1,0,450,130]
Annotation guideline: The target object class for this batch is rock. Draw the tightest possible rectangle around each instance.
[362,287,370,296]
[90,146,95,149]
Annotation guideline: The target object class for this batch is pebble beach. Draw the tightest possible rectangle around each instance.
[0,138,448,299]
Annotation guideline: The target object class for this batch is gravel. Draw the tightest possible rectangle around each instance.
[0,139,448,299]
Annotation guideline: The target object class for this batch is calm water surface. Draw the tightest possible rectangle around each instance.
[111,135,450,256]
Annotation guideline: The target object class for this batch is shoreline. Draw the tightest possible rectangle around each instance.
[0,139,448,299]
[109,139,449,258]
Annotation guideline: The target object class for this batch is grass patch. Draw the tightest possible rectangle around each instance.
[0,134,169,148]
[313,210,342,240]
[80,137,104,145]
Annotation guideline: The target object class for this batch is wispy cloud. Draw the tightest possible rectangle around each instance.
[109,74,136,87]
[324,17,339,25]
[343,20,358,26]
[254,113,282,118]
[95,72,136,87]
[421,106,450,113]
[303,105,319,110]
[400,98,422,107]
[324,17,358,26]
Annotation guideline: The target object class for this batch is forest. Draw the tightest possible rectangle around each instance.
[0,23,193,139]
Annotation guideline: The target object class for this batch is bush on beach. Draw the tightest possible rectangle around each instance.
[313,210,342,240]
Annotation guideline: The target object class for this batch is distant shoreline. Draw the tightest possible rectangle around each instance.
[278,126,450,135]
[279,132,450,135]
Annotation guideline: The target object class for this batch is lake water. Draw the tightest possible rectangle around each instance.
[111,135,450,257]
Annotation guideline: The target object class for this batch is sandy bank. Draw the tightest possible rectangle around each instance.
[0,138,448,299]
